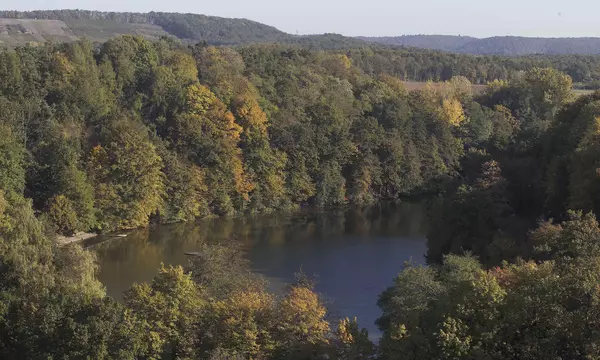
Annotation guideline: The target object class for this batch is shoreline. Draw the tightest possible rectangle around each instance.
[56,232,98,246]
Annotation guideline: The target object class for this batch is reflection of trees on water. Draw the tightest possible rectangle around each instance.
[91,202,428,299]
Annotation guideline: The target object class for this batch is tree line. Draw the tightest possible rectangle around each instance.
[0,37,475,235]
[362,34,600,56]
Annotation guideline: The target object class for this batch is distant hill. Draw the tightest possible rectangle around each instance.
[4,10,600,56]
[359,35,600,55]
[0,10,287,45]
[358,35,477,52]
[0,10,368,49]
[0,19,78,46]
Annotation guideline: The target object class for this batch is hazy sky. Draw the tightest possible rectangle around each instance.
[4,0,600,38]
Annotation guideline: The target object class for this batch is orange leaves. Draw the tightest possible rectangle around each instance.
[181,83,253,204]
[232,154,255,201]
[234,96,268,136]
[185,84,243,140]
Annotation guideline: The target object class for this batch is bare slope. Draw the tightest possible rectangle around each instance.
[0,19,77,46]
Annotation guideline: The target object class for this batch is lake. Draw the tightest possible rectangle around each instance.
[86,201,428,336]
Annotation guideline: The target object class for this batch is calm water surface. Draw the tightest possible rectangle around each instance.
[87,202,428,335]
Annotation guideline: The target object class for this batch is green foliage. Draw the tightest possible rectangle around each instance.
[0,123,25,196]
[335,317,375,360]
[124,264,204,359]
[377,244,600,359]
[363,34,600,57]
[46,194,79,236]
[160,151,209,223]
[428,159,518,266]
[188,242,267,299]
[9,33,600,360]
[464,102,493,145]
[88,118,165,230]
[0,193,120,359]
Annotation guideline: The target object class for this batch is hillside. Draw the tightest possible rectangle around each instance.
[4,10,600,57]
[0,19,78,46]
[0,10,370,48]
[360,35,600,55]
[358,35,477,52]
[0,10,288,45]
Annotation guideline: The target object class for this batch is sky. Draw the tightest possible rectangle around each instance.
[4,0,600,38]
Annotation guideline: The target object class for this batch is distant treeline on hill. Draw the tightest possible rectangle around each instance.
[360,34,600,56]
[345,46,600,84]
[0,9,369,48]
[0,9,288,44]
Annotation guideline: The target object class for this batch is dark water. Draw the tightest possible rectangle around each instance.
[88,202,428,335]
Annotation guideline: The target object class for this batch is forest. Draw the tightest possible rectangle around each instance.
[361,34,600,56]
[3,35,600,358]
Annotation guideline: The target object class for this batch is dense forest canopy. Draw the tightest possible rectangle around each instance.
[5,33,600,358]
[0,37,473,234]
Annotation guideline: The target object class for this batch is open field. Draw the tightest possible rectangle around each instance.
[404,81,597,97]
[0,19,77,46]
[572,89,596,96]
[68,20,168,42]
[403,81,487,94]
[0,18,169,46]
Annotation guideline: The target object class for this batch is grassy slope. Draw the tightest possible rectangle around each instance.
[67,20,169,41]
[0,19,78,46]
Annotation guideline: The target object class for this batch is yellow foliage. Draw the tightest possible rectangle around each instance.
[207,291,277,358]
[446,76,473,101]
[234,96,268,136]
[278,286,330,345]
[337,317,358,344]
[233,159,255,201]
[182,83,254,202]
[336,54,352,71]
[88,145,108,177]
[486,79,509,93]
[185,83,243,140]
[224,290,276,314]
[441,98,466,126]
[186,83,218,116]
[321,53,353,78]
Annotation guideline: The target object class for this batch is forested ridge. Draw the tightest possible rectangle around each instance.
[361,34,600,56]
[0,9,288,45]
[6,10,600,57]
[4,34,600,358]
